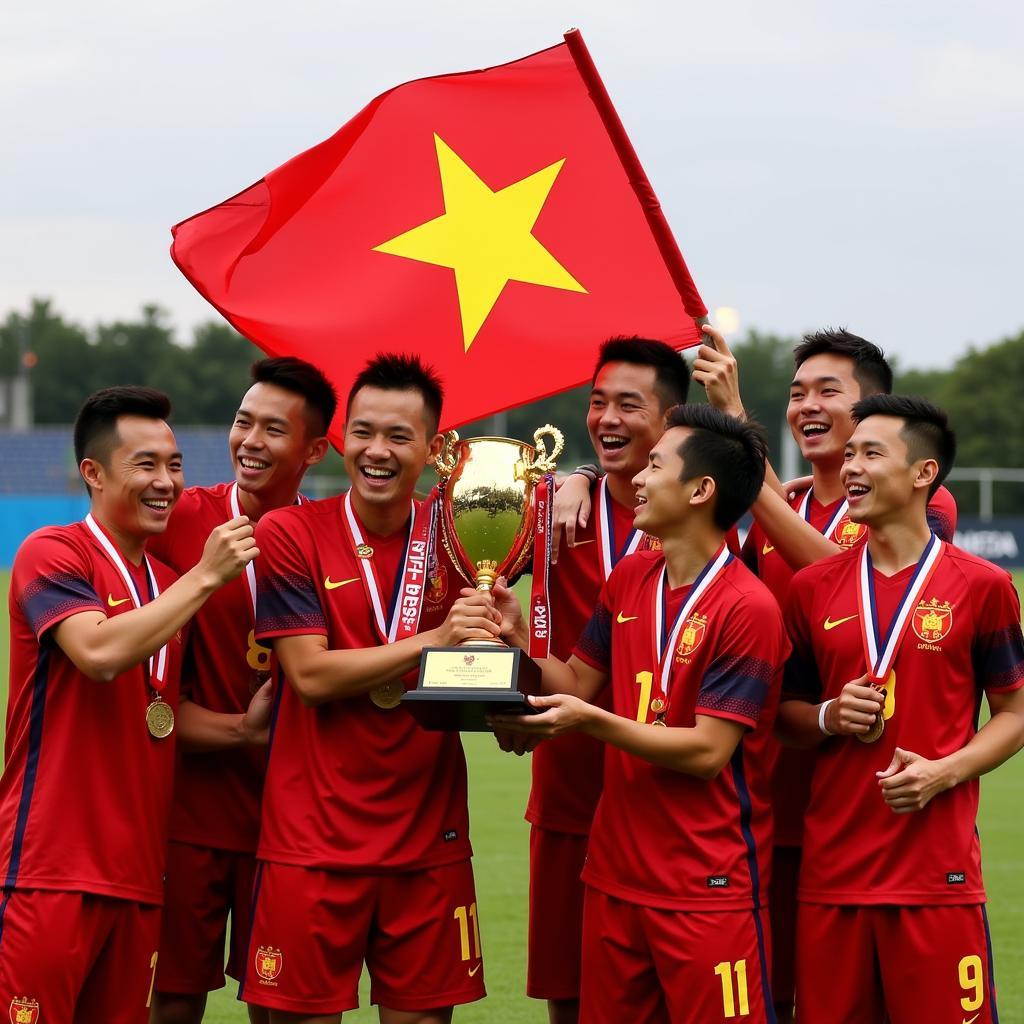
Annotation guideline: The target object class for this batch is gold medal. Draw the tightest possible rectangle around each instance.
[857,714,885,743]
[370,681,404,709]
[146,698,175,739]
[356,544,374,559]
[856,678,890,744]
[650,698,666,714]
[652,716,667,727]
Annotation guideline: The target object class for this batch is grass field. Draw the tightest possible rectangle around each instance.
[1,569,1022,1021]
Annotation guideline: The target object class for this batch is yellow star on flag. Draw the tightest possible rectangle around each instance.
[374,134,587,351]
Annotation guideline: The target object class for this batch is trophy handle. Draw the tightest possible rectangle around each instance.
[522,424,564,478]
[434,430,461,478]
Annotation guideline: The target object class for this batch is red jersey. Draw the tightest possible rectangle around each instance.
[573,550,789,911]
[254,495,470,872]
[149,483,272,853]
[1,522,183,904]
[526,480,637,834]
[744,484,958,846]
[784,543,1024,905]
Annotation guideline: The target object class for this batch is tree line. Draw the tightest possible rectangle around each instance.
[2,299,1022,511]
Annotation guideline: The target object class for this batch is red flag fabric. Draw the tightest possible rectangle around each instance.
[171,30,706,439]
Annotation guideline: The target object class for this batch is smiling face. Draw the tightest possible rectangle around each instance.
[587,362,667,480]
[83,415,183,543]
[787,353,863,467]
[841,415,936,527]
[631,426,706,538]
[229,382,326,502]
[343,386,443,513]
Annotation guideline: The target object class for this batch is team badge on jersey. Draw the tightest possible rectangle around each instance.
[9,999,40,1024]
[912,598,953,643]
[255,945,284,983]
[427,564,448,606]
[676,613,708,661]
[833,515,867,548]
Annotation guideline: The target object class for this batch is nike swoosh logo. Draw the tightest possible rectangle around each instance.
[762,542,775,555]
[616,612,639,624]
[107,594,130,608]
[324,576,360,591]
[963,1015,980,1024]
[823,614,858,631]
[468,963,482,977]
[571,538,595,546]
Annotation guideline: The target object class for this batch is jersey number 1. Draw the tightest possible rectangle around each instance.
[715,959,749,1017]
[454,903,481,961]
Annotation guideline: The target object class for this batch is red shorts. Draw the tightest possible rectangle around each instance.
[155,840,258,994]
[239,859,486,1014]
[0,889,160,1023]
[580,887,773,1024]
[527,826,588,1001]
[768,845,800,1008]
[796,903,1000,1024]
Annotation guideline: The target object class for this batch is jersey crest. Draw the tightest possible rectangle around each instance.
[9,999,40,1024]
[912,598,953,644]
[255,945,284,983]
[676,612,708,661]
[833,515,867,548]
[427,564,448,606]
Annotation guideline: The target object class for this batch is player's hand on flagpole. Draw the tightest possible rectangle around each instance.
[551,473,593,559]
[693,324,745,419]
[241,679,274,746]
[876,747,954,813]
[488,693,590,737]
[436,589,502,646]
[827,674,886,736]
[196,516,259,589]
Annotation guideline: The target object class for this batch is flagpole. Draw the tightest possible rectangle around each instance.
[563,28,708,324]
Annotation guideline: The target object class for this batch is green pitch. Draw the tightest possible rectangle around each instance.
[0,570,1021,1021]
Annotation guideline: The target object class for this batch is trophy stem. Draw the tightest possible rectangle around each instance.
[474,560,499,592]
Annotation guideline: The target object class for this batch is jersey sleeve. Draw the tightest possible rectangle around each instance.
[13,530,105,641]
[572,575,614,671]
[926,486,957,543]
[971,571,1024,694]
[695,588,788,728]
[254,514,327,640]
[781,570,822,702]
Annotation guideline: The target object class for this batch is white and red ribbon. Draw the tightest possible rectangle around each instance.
[651,543,733,705]
[594,476,647,581]
[84,513,168,689]
[528,474,555,659]
[856,532,943,684]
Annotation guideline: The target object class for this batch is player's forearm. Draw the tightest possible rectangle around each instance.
[775,699,830,749]
[175,698,250,751]
[751,485,838,570]
[939,709,1024,787]
[761,461,790,501]
[535,656,590,698]
[581,706,736,779]
[280,632,431,706]
[56,567,219,682]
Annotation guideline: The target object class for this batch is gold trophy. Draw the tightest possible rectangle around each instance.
[401,425,564,731]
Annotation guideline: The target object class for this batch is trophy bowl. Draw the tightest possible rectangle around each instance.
[401,425,563,731]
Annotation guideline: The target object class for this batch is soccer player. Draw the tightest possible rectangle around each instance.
[149,358,335,1024]
[527,337,689,1024]
[240,354,497,1023]
[0,387,256,1021]
[693,324,957,1020]
[490,404,789,1024]
[778,395,1024,1024]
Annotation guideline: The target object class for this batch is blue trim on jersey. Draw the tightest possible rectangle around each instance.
[263,663,288,764]
[729,743,777,1023]
[2,647,51,895]
[981,903,1000,1024]
[236,859,267,1000]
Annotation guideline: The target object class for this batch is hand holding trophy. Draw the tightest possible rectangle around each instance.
[401,425,563,730]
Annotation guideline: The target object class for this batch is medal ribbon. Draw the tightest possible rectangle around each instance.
[341,490,435,643]
[651,543,733,705]
[856,532,943,684]
[84,513,168,689]
[528,474,555,659]
[797,488,850,543]
[229,483,304,619]
[595,476,647,581]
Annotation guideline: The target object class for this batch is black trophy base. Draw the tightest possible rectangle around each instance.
[401,645,541,732]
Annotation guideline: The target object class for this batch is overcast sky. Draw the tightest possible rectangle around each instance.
[2,0,1021,369]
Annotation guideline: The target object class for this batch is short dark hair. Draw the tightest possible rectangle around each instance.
[74,386,172,469]
[251,356,338,435]
[851,394,956,497]
[594,336,691,410]
[346,353,445,434]
[794,328,893,397]
[664,404,768,530]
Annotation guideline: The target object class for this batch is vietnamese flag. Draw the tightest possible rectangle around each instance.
[171,29,706,438]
